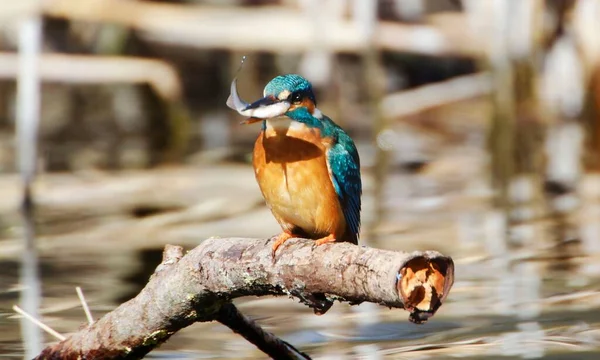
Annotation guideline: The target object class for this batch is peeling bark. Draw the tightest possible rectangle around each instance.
[36,237,454,359]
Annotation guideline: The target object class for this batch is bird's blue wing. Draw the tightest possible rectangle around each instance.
[327,133,362,244]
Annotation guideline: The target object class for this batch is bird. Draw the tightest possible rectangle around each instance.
[227,74,361,256]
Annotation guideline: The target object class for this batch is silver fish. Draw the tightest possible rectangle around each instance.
[226,78,290,123]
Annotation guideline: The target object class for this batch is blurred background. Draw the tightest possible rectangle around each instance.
[1,0,600,358]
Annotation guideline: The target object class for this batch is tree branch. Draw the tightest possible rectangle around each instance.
[0,53,182,100]
[36,237,455,359]
[216,302,311,360]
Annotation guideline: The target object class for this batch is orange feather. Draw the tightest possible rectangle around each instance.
[252,120,347,241]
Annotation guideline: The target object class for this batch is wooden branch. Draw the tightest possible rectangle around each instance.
[30,0,480,57]
[216,302,311,360]
[36,237,454,359]
[0,53,182,100]
[16,14,44,358]
[381,72,492,119]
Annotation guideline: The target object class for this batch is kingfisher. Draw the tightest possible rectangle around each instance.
[227,74,361,256]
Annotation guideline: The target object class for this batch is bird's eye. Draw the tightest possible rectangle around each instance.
[291,92,303,103]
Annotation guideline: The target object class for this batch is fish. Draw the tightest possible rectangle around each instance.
[226,78,291,124]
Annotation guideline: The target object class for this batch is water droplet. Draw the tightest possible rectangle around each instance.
[235,55,247,77]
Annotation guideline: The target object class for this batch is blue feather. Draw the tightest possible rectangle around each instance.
[326,124,362,243]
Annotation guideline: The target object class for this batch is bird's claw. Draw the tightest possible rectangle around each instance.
[270,232,295,264]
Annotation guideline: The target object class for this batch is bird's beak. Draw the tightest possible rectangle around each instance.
[226,78,290,124]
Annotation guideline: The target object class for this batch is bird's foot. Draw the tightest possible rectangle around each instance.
[311,234,337,250]
[271,232,296,260]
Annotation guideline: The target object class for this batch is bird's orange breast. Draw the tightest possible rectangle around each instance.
[252,120,346,239]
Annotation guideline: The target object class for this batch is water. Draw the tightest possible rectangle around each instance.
[0,164,600,359]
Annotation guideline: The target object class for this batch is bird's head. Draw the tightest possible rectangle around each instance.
[227,74,321,125]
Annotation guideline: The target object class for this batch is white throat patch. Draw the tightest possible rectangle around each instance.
[265,117,306,133]
[312,107,323,119]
